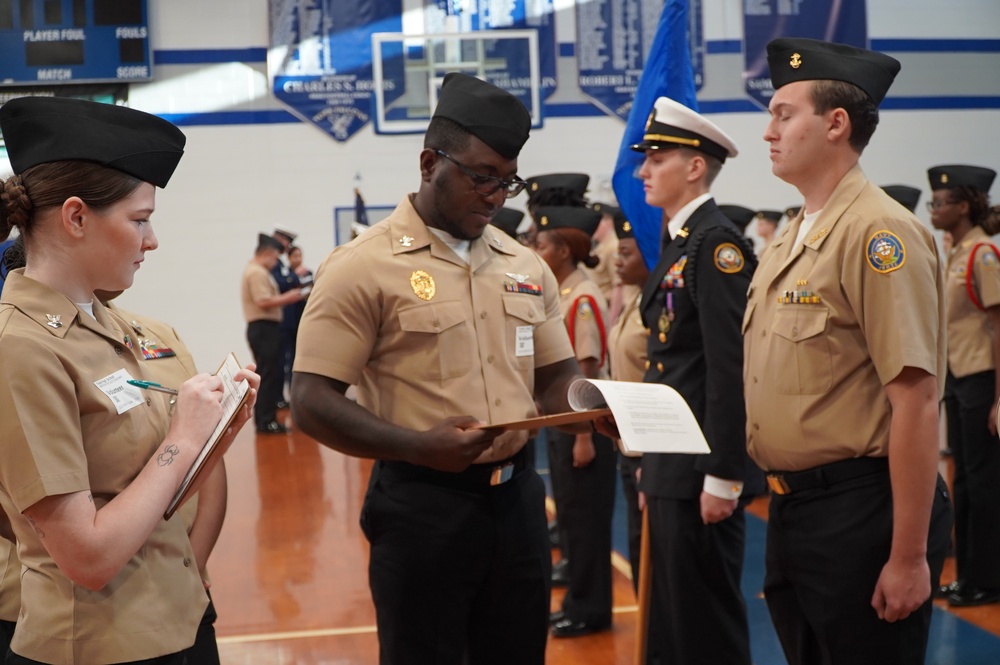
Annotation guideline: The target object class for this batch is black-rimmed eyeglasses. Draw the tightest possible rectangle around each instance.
[435,150,527,199]
[926,200,958,211]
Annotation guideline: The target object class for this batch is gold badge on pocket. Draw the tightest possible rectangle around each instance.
[410,270,436,301]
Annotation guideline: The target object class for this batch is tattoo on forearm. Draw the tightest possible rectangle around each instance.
[157,444,181,467]
[26,516,44,538]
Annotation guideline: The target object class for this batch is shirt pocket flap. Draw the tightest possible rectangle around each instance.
[398,300,466,334]
[771,307,828,342]
[502,295,544,324]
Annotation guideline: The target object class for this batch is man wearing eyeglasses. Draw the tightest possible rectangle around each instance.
[290,72,583,665]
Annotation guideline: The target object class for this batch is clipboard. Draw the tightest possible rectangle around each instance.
[164,352,250,519]
[470,408,612,431]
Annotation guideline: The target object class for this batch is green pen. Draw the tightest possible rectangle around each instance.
[127,379,179,395]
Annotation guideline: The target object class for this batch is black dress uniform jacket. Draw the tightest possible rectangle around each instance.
[638,200,764,498]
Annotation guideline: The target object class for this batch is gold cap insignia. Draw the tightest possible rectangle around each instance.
[790,52,802,69]
[410,270,436,301]
[540,216,549,226]
[623,221,632,232]
[645,110,656,131]
[531,182,539,191]
[941,173,949,184]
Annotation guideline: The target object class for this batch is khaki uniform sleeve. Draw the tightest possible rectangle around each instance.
[971,243,1000,309]
[293,246,381,385]
[0,334,90,511]
[568,293,606,363]
[842,217,943,385]
[247,268,277,306]
[531,259,575,368]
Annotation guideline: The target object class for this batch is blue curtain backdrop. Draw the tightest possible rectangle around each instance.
[612,0,698,270]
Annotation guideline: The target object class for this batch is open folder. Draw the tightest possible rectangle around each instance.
[475,378,710,457]
[165,353,250,519]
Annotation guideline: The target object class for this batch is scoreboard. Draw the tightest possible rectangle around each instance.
[0,0,151,86]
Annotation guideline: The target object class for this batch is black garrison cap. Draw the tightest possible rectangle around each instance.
[718,205,757,233]
[432,72,531,160]
[535,206,602,237]
[491,207,525,237]
[927,165,996,193]
[881,185,922,212]
[0,96,185,187]
[767,38,901,106]
[257,233,284,252]
[785,206,802,219]
[612,209,633,239]
[591,201,621,218]
[756,209,783,225]
[526,173,590,203]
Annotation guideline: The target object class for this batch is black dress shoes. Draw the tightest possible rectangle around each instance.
[550,618,610,638]
[948,586,1000,607]
[548,520,561,548]
[257,421,288,434]
[551,559,570,587]
[276,400,290,410]
[549,610,566,625]
[936,580,962,599]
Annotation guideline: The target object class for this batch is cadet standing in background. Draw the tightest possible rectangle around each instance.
[744,38,952,665]
[928,164,1000,607]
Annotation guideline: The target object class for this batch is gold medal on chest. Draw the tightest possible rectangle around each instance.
[410,270,436,301]
[658,310,670,342]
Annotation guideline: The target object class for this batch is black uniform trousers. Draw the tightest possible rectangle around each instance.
[246,320,282,428]
[360,452,551,665]
[945,370,1000,589]
[545,428,571,562]
[644,497,751,665]
[765,468,952,665]
[618,453,643,592]
[546,428,617,626]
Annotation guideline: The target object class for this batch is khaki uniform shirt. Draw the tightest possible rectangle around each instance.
[582,234,619,304]
[608,289,647,383]
[0,270,206,664]
[241,261,281,323]
[559,268,610,378]
[944,226,1000,377]
[743,166,946,471]
[295,196,575,463]
[0,537,17,622]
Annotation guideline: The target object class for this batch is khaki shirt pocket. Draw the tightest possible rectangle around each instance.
[768,307,832,395]
[397,300,473,380]
[503,295,544,371]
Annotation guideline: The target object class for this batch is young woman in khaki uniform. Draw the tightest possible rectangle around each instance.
[533,205,617,637]
[0,97,258,665]
[928,164,1000,607]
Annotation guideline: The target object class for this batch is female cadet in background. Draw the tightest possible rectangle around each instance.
[607,210,649,592]
[927,164,1000,607]
[0,96,258,665]
[533,205,617,637]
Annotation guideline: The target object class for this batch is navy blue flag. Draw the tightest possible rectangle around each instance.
[612,0,698,270]
[354,188,369,227]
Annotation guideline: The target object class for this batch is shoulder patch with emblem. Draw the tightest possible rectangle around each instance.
[576,299,594,319]
[866,230,906,274]
[713,242,745,274]
[978,247,1000,270]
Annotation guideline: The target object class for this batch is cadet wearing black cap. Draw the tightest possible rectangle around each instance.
[744,39,952,665]
[241,233,303,434]
[291,72,582,665]
[533,206,616,637]
[0,96,259,664]
[927,164,1000,608]
[619,95,763,665]
[755,209,783,251]
[881,184,922,213]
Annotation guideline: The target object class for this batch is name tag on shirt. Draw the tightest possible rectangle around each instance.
[95,369,145,414]
[515,325,534,357]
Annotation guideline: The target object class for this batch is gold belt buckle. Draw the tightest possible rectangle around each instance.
[767,474,791,495]
[490,462,514,486]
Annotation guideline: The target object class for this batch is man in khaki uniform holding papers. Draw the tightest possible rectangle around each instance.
[743,38,952,665]
[291,73,581,665]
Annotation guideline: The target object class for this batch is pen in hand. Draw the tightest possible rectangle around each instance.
[127,379,179,395]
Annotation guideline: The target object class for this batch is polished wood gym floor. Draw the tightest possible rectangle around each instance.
[209,412,1000,664]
